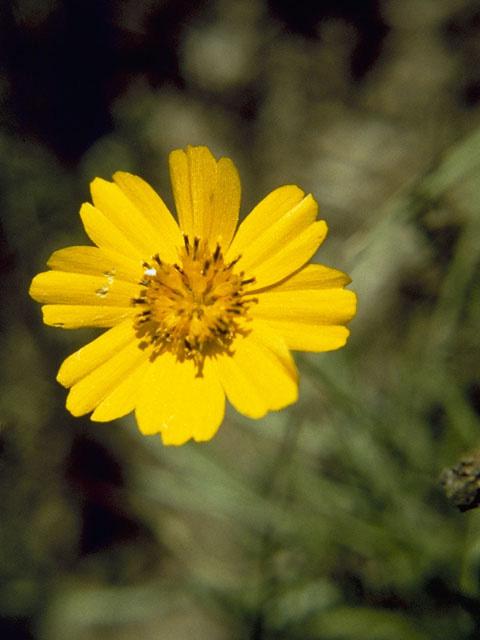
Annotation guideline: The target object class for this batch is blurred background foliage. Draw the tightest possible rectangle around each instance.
[1,0,480,638]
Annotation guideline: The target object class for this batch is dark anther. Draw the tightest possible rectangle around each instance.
[226,255,241,270]
[136,309,152,324]
[183,235,190,253]
[193,236,200,259]
[216,326,228,335]
[213,244,221,262]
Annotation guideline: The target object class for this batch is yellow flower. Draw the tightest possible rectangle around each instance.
[29,146,357,445]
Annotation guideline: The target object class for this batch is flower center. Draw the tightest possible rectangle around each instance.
[132,235,257,362]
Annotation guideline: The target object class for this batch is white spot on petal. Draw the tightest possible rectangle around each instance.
[95,286,109,298]
[104,268,116,284]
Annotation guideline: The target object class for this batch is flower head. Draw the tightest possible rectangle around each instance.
[29,146,357,445]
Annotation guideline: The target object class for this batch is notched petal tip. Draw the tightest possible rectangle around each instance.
[28,272,48,302]
[340,289,358,325]
[65,393,89,418]
[168,147,186,164]
[56,367,70,389]
[160,430,194,446]
[112,169,134,181]
[186,144,215,156]
[89,175,110,195]
[349,289,358,314]
[41,305,62,328]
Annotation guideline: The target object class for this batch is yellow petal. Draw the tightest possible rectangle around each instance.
[91,177,180,262]
[113,171,183,255]
[231,194,319,274]
[80,202,143,260]
[136,352,225,445]
[227,185,305,258]
[66,337,149,417]
[210,157,241,248]
[57,320,138,387]
[42,305,135,329]
[259,263,352,291]
[47,246,142,283]
[91,358,150,422]
[168,148,193,234]
[253,287,357,326]
[250,265,357,351]
[242,220,328,290]
[261,322,351,352]
[29,271,140,306]
[217,320,298,419]
[168,146,240,249]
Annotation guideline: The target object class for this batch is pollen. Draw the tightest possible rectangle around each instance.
[132,235,257,362]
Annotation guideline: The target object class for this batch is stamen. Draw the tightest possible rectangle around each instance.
[132,236,257,365]
[193,236,200,259]
[225,255,241,270]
